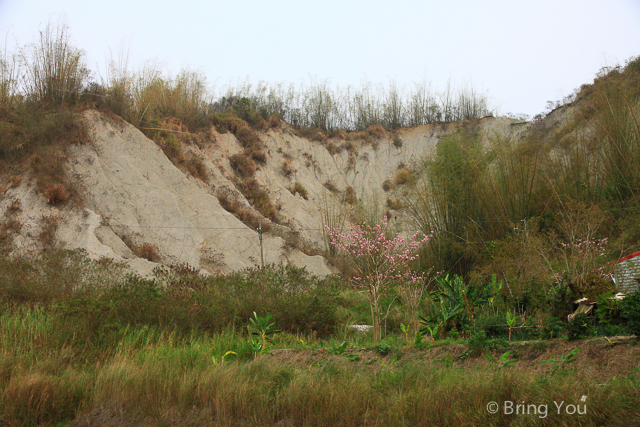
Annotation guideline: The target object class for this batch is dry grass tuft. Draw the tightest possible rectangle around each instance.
[229,153,256,179]
[132,243,161,262]
[290,182,309,200]
[184,155,208,181]
[347,151,357,170]
[6,198,21,214]
[249,149,267,164]
[38,215,60,251]
[0,371,79,425]
[345,186,356,204]
[393,166,417,185]
[386,198,403,210]
[323,181,338,193]
[366,124,386,139]
[8,175,21,188]
[237,179,277,222]
[295,127,327,142]
[282,160,294,177]
[217,193,271,231]
[392,133,403,148]
[326,142,339,155]
[268,113,282,128]
[43,183,70,205]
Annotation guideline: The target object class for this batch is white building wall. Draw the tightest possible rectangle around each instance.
[614,256,640,293]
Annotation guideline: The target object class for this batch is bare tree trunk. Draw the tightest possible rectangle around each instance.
[370,284,381,343]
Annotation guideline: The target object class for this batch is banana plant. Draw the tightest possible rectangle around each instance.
[400,323,410,346]
[419,323,439,344]
[248,311,281,349]
[248,339,273,359]
[483,350,517,368]
[437,300,463,327]
[212,350,237,366]
[539,348,580,375]
[378,356,398,369]
[506,312,517,342]
[327,340,360,361]
[327,340,348,356]
[419,299,462,339]
[426,274,494,334]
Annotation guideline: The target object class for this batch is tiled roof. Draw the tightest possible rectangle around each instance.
[619,251,640,262]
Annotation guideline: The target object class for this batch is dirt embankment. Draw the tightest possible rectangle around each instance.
[270,336,639,382]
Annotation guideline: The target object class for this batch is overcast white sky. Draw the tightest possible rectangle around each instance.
[1,0,639,118]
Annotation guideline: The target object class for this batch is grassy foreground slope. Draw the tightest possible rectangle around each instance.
[0,253,636,426]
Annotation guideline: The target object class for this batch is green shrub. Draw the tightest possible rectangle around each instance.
[567,313,592,340]
[0,250,113,306]
[376,339,393,355]
[541,317,565,339]
[468,330,489,356]
[232,97,266,126]
[595,291,623,324]
[595,323,626,337]
[54,295,124,348]
[50,264,341,344]
[622,290,640,336]
[200,265,341,337]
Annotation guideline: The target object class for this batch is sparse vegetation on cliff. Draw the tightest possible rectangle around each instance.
[290,181,309,200]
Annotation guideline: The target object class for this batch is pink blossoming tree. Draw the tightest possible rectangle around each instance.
[325,216,430,342]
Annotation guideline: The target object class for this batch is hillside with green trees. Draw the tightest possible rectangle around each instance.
[0,22,638,426]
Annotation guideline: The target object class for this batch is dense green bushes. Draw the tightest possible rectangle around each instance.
[566,313,592,340]
[622,290,640,336]
[0,252,341,342]
[0,247,635,366]
[0,252,346,367]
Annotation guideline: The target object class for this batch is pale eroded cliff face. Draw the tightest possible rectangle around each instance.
[0,110,526,277]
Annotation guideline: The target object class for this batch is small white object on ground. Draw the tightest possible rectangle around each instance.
[349,325,373,333]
